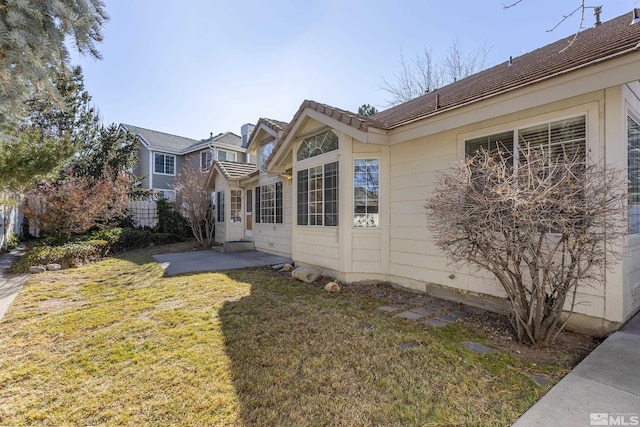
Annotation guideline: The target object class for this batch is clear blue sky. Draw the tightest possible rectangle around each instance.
[72,1,639,140]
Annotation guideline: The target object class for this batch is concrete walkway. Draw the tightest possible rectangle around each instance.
[513,313,640,426]
[152,250,291,276]
[0,245,29,321]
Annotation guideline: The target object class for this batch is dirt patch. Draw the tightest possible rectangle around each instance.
[345,280,602,368]
[274,270,601,369]
[38,298,84,313]
[461,309,601,368]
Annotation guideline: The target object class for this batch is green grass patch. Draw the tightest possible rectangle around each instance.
[0,244,563,426]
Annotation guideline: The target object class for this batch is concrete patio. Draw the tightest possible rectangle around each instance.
[152,249,291,276]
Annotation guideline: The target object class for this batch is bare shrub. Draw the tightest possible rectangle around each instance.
[24,168,130,239]
[426,143,626,346]
[171,163,215,247]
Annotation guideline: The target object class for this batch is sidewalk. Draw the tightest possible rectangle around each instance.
[513,313,640,426]
[0,245,29,320]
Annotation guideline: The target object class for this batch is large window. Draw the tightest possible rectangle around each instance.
[260,141,275,172]
[297,131,338,161]
[629,115,640,234]
[466,116,586,167]
[154,153,175,175]
[297,162,339,226]
[201,150,214,171]
[230,190,242,223]
[354,159,379,228]
[255,182,283,224]
[216,191,225,222]
[217,149,237,162]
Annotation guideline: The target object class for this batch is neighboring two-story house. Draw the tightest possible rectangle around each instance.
[121,123,253,200]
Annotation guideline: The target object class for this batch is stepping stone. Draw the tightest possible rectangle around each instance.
[423,303,444,311]
[378,305,400,313]
[529,374,553,386]
[439,300,457,309]
[462,341,496,354]
[269,293,282,299]
[395,311,424,321]
[292,302,306,307]
[448,310,469,320]
[358,321,375,330]
[422,318,449,328]
[399,341,422,350]
[410,306,441,316]
[434,314,459,324]
[320,311,332,317]
[463,305,487,314]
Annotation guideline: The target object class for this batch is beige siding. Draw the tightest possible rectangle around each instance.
[387,92,613,321]
[295,228,340,271]
[214,180,227,244]
[251,176,293,257]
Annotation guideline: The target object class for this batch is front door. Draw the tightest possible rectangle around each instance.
[245,189,253,238]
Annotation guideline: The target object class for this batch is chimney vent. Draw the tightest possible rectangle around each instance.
[632,8,640,25]
[508,56,513,66]
[593,6,602,26]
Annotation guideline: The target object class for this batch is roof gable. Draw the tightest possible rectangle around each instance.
[246,117,288,152]
[120,123,200,153]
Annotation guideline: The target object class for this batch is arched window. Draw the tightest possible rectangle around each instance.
[296,131,338,161]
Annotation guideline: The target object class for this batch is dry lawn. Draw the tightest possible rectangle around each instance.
[0,244,564,426]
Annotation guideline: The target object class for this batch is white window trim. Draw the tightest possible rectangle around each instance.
[217,149,237,162]
[200,150,214,171]
[296,162,339,228]
[153,152,177,176]
[458,108,595,158]
[627,109,640,238]
[153,188,176,201]
[353,157,380,229]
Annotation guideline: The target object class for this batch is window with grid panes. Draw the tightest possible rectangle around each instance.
[230,190,242,223]
[255,183,283,224]
[297,162,338,226]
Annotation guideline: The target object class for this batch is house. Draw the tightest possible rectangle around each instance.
[211,10,640,335]
[208,118,287,248]
[121,123,254,200]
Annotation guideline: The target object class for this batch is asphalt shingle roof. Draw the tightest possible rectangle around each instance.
[373,11,640,129]
[121,124,200,152]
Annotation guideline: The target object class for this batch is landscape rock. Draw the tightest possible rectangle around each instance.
[271,263,285,270]
[291,266,322,283]
[279,263,294,273]
[29,265,46,274]
[324,280,341,293]
[46,263,62,271]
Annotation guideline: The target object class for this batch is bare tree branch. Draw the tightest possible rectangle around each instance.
[172,163,215,247]
[380,41,488,107]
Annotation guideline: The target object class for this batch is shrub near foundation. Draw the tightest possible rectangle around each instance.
[12,228,187,273]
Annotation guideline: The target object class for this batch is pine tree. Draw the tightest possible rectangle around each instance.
[0,0,108,122]
[0,66,99,192]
